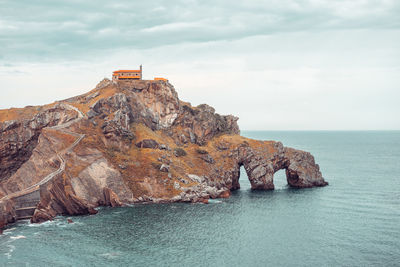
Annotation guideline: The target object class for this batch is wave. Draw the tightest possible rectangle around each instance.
[26,218,84,228]
[9,235,26,240]
[99,252,121,259]
[208,199,223,204]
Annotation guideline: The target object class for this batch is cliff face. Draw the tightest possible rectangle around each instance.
[0,79,327,229]
[0,105,78,184]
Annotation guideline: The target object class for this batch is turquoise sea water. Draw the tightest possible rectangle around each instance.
[1,131,399,266]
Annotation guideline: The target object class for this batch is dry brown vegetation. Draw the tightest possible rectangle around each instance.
[69,85,118,113]
[42,128,77,151]
[0,103,57,123]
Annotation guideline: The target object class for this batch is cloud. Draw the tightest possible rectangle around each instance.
[1,0,399,62]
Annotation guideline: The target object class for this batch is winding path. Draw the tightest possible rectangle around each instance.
[0,104,85,219]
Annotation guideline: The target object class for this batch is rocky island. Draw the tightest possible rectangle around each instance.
[0,78,328,230]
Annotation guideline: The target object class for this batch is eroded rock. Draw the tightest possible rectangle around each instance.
[135,139,159,149]
[228,141,327,190]
[0,79,328,230]
[31,175,98,223]
[0,199,16,230]
[169,102,240,145]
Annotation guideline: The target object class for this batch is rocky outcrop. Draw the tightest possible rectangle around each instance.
[89,93,135,142]
[30,151,131,223]
[83,80,238,147]
[115,80,180,130]
[0,79,328,230]
[174,174,231,203]
[69,157,133,205]
[230,142,327,190]
[169,103,240,145]
[283,147,328,188]
[0,130,61,197]
[0,199,16,230]
[103,187,122,207]
[31,174,98,223]
[135,139,159,149]
[0,104,78,183]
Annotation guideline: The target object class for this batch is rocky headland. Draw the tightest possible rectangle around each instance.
[0,78,327,230]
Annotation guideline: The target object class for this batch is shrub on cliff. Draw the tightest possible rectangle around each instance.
[196,149,208,154]
[174,147,187,157]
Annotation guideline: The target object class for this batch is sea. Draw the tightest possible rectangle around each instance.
[1,131,399,266]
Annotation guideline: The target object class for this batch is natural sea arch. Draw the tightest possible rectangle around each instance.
[228,142,327,191]
[236,164,290,190]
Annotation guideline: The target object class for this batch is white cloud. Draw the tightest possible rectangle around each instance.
[141,21,204,33]
[1,0,399,62]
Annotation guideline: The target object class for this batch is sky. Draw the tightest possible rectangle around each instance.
[0,0,399,130]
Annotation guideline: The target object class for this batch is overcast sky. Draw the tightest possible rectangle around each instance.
[1,0,399,130]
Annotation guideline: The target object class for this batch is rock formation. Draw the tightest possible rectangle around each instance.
[0,78,327,230]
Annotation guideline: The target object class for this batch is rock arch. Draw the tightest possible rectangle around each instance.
[231,142,327,190]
